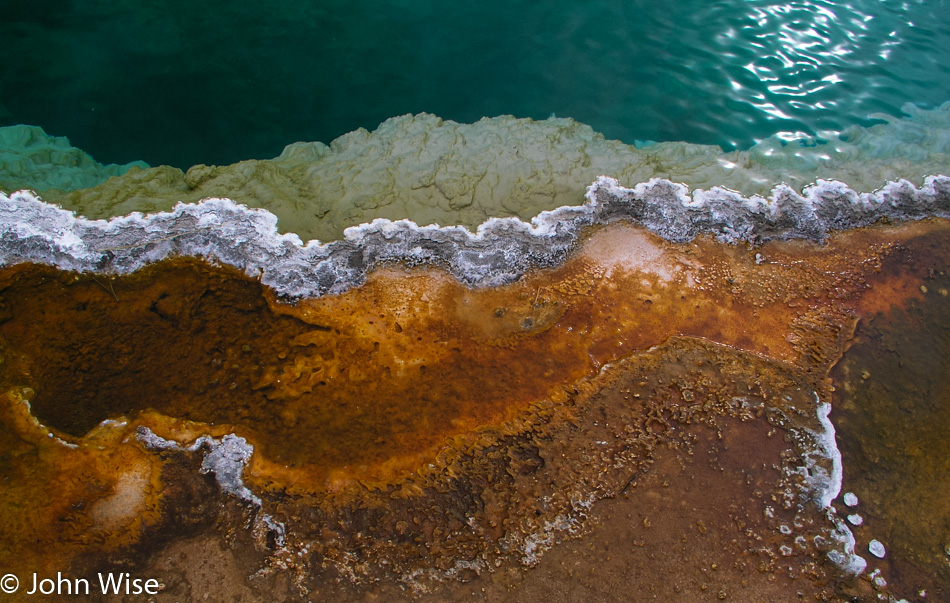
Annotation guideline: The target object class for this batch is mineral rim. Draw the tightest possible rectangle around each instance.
[0,177,948,601]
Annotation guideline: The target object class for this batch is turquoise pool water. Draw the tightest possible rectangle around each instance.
[1,0,948,169]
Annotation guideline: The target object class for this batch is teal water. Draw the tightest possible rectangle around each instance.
[1,0,948,169]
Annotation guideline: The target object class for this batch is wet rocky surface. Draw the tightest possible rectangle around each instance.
[1,219,948,601]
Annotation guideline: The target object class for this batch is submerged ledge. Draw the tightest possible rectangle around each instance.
[2,175,949,298]
[4,106,950,243]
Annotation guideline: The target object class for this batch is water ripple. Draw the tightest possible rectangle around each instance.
[0,0,947,166]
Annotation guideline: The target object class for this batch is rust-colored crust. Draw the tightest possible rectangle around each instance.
[0,218,948,598]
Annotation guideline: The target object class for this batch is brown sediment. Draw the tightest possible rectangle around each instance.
[1,218,949,599]
[830,262,950,601]
[0,385,165,577]
[477,416,852,602]
[99,337,852,602]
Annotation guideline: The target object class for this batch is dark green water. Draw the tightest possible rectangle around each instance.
[2,0,948,169]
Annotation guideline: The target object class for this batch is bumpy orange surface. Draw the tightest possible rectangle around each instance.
[0,219,947,599]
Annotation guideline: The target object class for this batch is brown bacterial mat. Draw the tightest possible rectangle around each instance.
[1,219,948,601]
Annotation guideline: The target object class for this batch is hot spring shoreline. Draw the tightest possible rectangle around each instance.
[2,115,949,599]
[2,174,948,299]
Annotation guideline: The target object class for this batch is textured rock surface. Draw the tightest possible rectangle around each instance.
[3,218,948,601]
[2,107,949,601]
[2,175,949,298]
[830,275,950,600]
[4,106,949,243]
